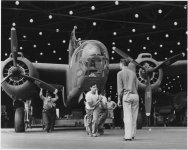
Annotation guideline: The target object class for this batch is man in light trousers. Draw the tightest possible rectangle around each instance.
[117,59,139,141]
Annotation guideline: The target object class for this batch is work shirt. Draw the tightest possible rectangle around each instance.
[117,66,138,97]
[85,91,99,110]
[40,96,58,110]
[107,101,117,109]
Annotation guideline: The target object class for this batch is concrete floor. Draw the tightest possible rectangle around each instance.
[1,127,187,149]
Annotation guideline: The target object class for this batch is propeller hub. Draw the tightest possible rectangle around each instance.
[11,67,22,76]
[8,65,25,82]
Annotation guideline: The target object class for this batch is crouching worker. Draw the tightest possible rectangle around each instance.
[97,91,108,135]
[40,88,58,133]
[85,83,102,137]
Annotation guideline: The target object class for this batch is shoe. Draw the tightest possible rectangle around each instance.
[92,133,98,137]
[88,133,93,137]
[98,129,104,135]
[124,138,132,141]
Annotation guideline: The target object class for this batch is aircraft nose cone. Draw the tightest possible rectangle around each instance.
[82,43,101,58]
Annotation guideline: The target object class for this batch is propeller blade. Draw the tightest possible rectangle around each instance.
[1,74,13,84]
[11,28,18,67]
[114,48,146,70]
[152,53,185,72]
[145,76,152,116]
[21,74,56,93]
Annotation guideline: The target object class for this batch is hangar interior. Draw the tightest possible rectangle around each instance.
[1,1,187,129]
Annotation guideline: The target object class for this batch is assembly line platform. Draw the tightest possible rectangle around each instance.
[1,127,187,149]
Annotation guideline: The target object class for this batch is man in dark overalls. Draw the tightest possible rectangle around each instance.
[40,88,58,133]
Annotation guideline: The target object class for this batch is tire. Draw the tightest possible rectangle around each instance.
[15,107,25,132]
[137,111,143,129]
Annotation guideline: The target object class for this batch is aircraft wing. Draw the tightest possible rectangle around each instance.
[159,60,187,76]
[33,63,68,88]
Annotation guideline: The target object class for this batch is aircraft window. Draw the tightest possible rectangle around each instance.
[142,55,151,58]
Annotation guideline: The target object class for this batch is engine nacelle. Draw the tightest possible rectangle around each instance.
[1,53,39,100]
[128,53,163,91]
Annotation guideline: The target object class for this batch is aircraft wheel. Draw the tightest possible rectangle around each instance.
[15,107,25,132]
[137,111,143,129]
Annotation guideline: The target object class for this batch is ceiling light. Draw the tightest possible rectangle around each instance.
[152,25,156,29]
[59,57,62,60]
[158,9,162,14]
[91,6,95,10]
[170,50,173,53]
[78,37,81,40]
[113,32,117,36]
[132,28,136,32]
[12,22,16,26]
[111,57,114,60]
[177,75,180,78]
[53,50,56,53]
[29,19,33,23]
[160,44,163,47]
[112,47,116,50]
[56,29,59,32]
[135,14,139,18]
[15,1,19,5]
[143,46,146,50]
[69,10,73,15]
[112,51,115,54]
[8,37,11,40]
[35,61,38,63]
[39,32,43,35]
[23,35,26,38]
[127,49,130,52]
[147,37,150,40]
[154,52,157,55]
[93,22,96,26]
[165,34,169,38]
[47,43,51,46]
[62,40,66,43]
[165,57,167,60]
[115,1,119,5]
[129,39,132,43]
[40,52,43,55]
[19,47,23,50]
[5,53,8,56]
[184,5,187,9]
[174,21,178,26]
[33,45,37,48]
[49,15,53,19]
[112,42,115,45]
[186,31,188,35]
[177,42,181,45]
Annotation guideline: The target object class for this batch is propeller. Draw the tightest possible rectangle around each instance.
[114,47,185,116]
[1,28,57,93]
[114,48,146,70]
[21,74,56,93]
[152,53,185,72]
[11,28,18,67]
[145,75,152,116]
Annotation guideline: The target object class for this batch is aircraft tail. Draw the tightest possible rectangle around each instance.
[68,26,77,63]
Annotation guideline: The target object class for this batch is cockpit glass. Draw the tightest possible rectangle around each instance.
[88,57,105,69]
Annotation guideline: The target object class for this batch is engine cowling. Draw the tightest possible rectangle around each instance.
[1,53,39,100]
[128,53,163,91]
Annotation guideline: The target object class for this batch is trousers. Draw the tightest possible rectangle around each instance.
[42,108,56,132]
[122,93,139,139]
[98,109,108,130]
[85,107,99,134]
